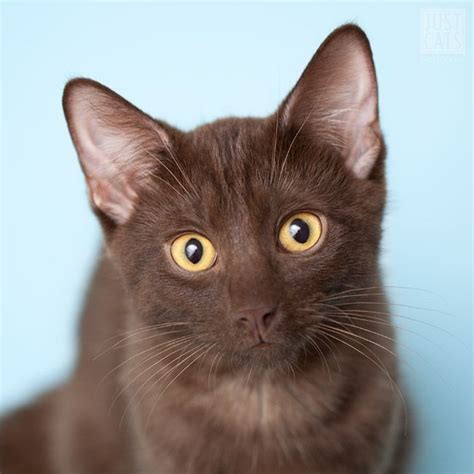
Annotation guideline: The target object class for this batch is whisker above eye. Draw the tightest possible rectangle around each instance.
[268,107,280,186]
[149,172,192,204]
[158,139,200,200]
[143,148,197,203]
[277,102,315,186]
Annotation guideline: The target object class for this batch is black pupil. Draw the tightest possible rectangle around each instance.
[185,238,203,264]
[289,218,310,244]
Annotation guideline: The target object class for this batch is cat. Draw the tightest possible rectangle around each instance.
[0,24,410,473]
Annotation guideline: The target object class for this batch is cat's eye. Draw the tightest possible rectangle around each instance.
[170,233,217,272]
[278,212,323,253]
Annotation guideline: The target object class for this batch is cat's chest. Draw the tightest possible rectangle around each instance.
[202,377,334,434]
[135,374,346,473]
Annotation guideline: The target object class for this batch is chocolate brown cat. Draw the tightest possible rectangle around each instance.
[1,25,410,473]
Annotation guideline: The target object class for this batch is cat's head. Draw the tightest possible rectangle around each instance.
[63,25,385,373]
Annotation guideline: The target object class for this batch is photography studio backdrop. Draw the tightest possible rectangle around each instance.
[1,3,472,473]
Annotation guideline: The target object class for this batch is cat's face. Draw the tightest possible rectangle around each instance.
[111,118,385,371]
[63,25,385,373]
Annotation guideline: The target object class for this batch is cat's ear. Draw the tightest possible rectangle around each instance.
[281,24,382,179]
[63,78,168,224]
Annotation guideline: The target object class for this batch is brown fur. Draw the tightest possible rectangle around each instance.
[1,25,410,473]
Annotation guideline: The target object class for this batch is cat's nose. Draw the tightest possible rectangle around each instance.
[234,306,277,342]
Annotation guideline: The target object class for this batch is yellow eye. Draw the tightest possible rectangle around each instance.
[170,233,217,272]
[278,212,323,253]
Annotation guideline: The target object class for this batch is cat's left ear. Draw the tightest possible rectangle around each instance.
[281,24,382,179]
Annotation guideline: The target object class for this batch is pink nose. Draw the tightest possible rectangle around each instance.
[234,306,277,342]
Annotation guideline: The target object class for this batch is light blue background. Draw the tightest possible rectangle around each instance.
[1,2,472,473]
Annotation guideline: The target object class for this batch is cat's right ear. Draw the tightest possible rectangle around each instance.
[63,79,169,225]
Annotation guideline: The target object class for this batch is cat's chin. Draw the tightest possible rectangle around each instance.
[221,341,302,375]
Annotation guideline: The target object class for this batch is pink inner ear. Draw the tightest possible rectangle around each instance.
[341,50,381,179]
[348,125,381,179]
[76,122,138,224]
[343,83,381,179]
[281,26,382,180]
[78,122,141,224]
[64,80,167,225]
[87,175,137,225]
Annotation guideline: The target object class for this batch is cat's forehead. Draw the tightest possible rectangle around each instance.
[174,118,272,199]
[178,116,346,202]
[185,117,271,168]
[153,117,352,233]
[150,118,277,229]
